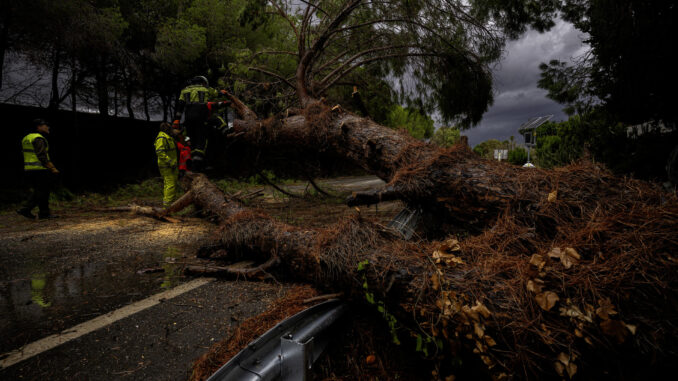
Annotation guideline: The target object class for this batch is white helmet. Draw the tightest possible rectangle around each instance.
[192,76,208,87]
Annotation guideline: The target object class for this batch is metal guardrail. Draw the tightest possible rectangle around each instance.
[207,299,348,381]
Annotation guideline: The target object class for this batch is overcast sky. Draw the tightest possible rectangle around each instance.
[463,21,589,147]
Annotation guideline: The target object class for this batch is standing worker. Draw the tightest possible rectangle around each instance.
[172,76,230,171]
[155,122,180,208]
[17,119,60,220]
[173,76,214,172]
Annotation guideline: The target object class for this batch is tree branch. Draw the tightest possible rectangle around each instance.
[248,67,297,91]
[270,0,299,45]
[317,45,415,88]
[223,90,258,121]
[319,52,437,94]
[297,0,362,105]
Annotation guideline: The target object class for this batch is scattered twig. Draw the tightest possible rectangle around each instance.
[303,292,343,304]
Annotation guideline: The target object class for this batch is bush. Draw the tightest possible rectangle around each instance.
[508,147,528,165]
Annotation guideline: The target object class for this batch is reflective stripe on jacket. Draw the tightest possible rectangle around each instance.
[155,131,177,168]
[22,133,49,171]
[179,85,215,104]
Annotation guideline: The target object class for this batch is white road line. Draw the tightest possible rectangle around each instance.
[0,277,215,369]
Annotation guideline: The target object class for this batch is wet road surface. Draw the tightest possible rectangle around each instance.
[0,212,287,379]
[0,176,388,379]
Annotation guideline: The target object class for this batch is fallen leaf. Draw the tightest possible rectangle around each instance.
[445,376,456,381]
[475,340,487,353]
[480,355,494,367]
[365,354,376,364]
[625,323,637,335]
[600,319,628,344]
[566,362,578,378]
[484,336,497,346]
[446,238,461,251]
[440,237,461,252]
[555,352,578,379]
[548,247,580,269]
[559,304,591,322]
[529,254,546,270]
[433,249,464,265]
[565,247,581,260]
[557,352,570,365]
[471,300,492,319]
[527,279,543,293]
[445,255,465,265]
[547,247,563,259]
[474,322,485,338]
[548,190,557,202]
[596,298,618,320]
[535,291,559,311]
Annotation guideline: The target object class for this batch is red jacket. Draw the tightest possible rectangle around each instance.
[177,141,191,171]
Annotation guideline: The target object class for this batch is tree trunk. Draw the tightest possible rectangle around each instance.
[143,88,150,121]
[161,94,169,122]
[69,58,77,112]
[95,62,108,118]
[178,94,678,379]
[126,83,135,119]
[48,47,61,110]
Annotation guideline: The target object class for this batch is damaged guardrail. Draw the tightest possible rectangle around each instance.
[207,299,347,381]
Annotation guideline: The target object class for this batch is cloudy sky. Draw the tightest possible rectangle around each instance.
[464,21,589,147]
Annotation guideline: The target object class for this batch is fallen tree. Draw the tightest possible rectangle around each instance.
[162,2,678,379]
[169,94,678,379]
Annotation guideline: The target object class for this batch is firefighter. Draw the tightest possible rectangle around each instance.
[173,76,230,171]
[155,122,180,208]
[17,119,59,220]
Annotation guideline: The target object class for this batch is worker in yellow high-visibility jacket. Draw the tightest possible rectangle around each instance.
[155,122,181,208]
[17,119,60,220]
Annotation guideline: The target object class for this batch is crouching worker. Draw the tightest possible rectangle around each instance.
[155,122,181,208]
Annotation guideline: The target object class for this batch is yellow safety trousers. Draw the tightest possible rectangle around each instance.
[160,166,180,208]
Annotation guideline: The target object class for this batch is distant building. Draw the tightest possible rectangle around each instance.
[517,115,553,165]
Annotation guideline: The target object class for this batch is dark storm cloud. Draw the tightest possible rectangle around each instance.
[463,21,588,147]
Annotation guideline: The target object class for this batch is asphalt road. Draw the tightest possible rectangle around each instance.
[0,176,388,380]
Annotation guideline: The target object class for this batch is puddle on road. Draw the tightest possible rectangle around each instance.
[0,247,187,354]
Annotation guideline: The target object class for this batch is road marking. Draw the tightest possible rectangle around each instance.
[0,277,215,369]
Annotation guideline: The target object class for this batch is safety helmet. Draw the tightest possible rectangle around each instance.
[192,75,208,87]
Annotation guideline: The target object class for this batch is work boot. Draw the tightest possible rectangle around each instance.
[17,208,35,220]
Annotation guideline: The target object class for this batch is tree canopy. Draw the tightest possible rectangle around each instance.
[538,0,678,127]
